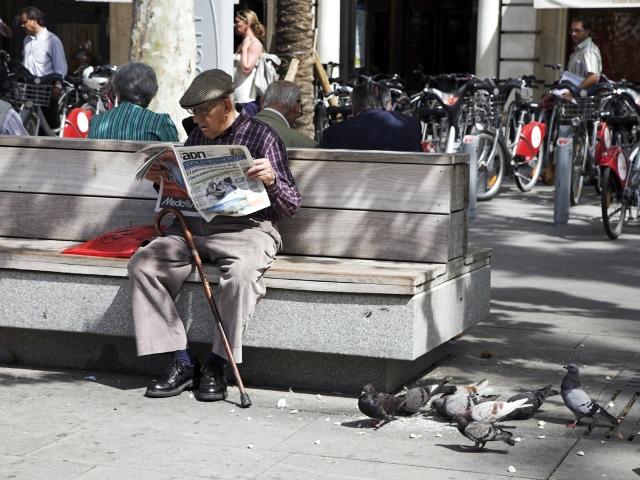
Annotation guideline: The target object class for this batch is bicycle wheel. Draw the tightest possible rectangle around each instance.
[600,167,626,239]
[542,106,559,182]
[570,126,588,206]
[513,138,544,192]
[476,133,507,201]
[504,101,519,153]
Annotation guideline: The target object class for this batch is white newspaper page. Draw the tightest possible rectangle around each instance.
[174,145,270,222]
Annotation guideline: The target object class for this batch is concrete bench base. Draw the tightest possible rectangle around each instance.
[0,265,489,393]
[0,327,452,394]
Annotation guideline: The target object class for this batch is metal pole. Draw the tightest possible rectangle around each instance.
[462,134,479,219]
[554,125,572,224]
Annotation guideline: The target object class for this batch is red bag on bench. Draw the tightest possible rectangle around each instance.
[61,225,159,258]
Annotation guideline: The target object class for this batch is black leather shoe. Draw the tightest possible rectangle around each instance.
[145,358,200,398]
[196,362,228,401]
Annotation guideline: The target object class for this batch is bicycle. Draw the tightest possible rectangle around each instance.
[411,74,509,200]
[503,75,547,192]
[544,81,610,205]
[596,85,640,238]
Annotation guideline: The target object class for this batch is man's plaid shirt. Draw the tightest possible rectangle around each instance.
[186,110,302,224]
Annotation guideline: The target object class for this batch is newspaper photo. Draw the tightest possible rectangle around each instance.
[135,143,271,222]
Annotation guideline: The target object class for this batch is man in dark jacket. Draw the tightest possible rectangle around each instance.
[320,83,422,152]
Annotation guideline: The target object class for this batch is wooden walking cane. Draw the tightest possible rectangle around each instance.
[155,207,252,408]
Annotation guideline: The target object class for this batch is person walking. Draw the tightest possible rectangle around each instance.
[233,8,265,117]
[18,6,67,131]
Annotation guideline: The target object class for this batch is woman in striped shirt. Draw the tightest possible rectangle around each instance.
[88,62,178,142]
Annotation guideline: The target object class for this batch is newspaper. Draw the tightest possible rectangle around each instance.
[135,143,270,222]
[550,71,584,103]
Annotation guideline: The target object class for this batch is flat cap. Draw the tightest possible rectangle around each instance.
[179,69,234,108]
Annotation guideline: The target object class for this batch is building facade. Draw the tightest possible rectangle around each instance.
[1,1,639,88]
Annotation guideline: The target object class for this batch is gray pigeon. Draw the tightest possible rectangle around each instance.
[398,378,451,415]
[455,416,516,450]
[433,379,498,420]
[561,364,620,430]
[501,385,560,420]
[470,398,532,423]
[358,384,404,428]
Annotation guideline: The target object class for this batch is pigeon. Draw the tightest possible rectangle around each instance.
[470,398,533,423]
[398,378,451,415]
[358,384,405,428]
[501,385,560,420]
[561,363,620,430]
[433,379,497,420]
[455,416,516,450]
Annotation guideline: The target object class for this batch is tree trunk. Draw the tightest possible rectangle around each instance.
[130,0,196,141]
[275,0,315,137]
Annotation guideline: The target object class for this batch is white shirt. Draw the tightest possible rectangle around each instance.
[22,27,68,78]
[233,53,257,103]
[567,37,602,79]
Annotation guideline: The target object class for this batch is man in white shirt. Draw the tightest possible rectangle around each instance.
[19,7,67,131]
[566,16,602,90]
[19,7,67,80]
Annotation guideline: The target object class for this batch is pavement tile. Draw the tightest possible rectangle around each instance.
[257,453,533,480]
[549,438,640,480]
[268,415,576,479]
[0,454,93,480]
[26,430,288,479]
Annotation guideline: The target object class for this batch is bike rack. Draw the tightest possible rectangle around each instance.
[462,134,479,219]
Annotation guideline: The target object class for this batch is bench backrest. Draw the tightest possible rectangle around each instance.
[0,137,468,263]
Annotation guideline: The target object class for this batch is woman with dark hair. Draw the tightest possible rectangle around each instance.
[233,8,266,116]
[88,62,178,141]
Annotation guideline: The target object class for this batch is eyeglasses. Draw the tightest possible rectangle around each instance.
[570,28,585,33]
[186,99,222,117]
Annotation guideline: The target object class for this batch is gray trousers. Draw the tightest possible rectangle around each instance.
[128,216,281,363]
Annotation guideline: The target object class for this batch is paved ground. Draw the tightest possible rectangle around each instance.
[1,182,639,479]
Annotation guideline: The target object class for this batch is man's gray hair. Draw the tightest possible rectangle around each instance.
[112,62,158,108]
[350,83,391,115]
[262,80,301,110]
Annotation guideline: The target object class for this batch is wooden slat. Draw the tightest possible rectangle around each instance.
[0,135,152,152]
[0,192,157,241]
[288,147,468,165]
[1,193,463,263]
[0,147,156,198]
[0,149,466,213]
[279,208,463,263]
[290,160,464,213]
[0,238,490,295]
[0,137,469,166]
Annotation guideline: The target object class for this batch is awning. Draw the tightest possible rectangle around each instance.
[535,0,640,7]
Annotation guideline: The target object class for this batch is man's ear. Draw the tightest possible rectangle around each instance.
[224,97,234,114]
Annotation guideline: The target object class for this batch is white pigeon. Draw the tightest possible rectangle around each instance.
[471,398,533,423]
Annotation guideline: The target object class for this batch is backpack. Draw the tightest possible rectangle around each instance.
[251,53,281,98]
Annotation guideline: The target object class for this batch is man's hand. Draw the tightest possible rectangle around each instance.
[246,157,276,187]
[51,80,63,99]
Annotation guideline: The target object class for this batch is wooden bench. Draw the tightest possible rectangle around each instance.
[0,136,490,393]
